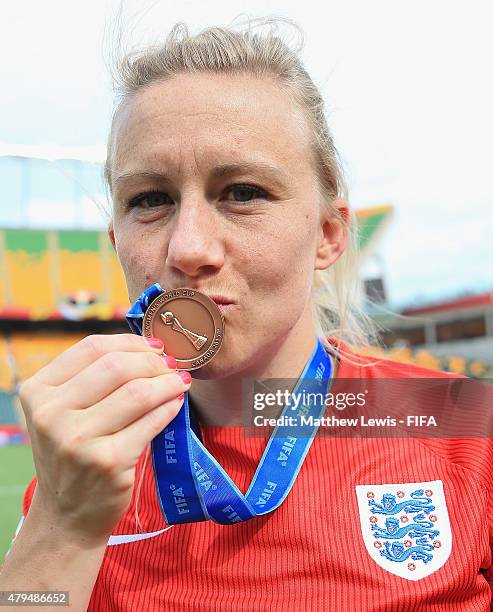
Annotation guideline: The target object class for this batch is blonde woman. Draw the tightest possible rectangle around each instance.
[1,18,492,611]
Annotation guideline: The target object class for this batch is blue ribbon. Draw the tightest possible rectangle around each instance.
[127,284,333,525]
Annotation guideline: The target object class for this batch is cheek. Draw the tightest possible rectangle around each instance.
[243,213,316,292]
[114,225,163,300]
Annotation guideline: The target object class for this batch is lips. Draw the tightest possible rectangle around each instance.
[207,294,234,306]
[203,294,236,316]
[215,304,236,317]
[163,286,236,314]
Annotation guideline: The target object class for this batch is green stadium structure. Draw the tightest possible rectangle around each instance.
[354,204,393,253]
[0,228,128,321]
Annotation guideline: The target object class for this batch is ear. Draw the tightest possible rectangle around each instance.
[314,198,349,271]
[107,223,116,250]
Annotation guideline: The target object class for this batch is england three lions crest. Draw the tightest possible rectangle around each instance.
[355,480,452,581]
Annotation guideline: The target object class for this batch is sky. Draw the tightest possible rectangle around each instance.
[0,0,492,308]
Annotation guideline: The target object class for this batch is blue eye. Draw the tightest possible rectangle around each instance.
[226,184,267,202]
[128,191,172,208]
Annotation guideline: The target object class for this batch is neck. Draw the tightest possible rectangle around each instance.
[188,330,337,427]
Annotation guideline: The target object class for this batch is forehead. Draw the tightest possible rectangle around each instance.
[110,72,314,179]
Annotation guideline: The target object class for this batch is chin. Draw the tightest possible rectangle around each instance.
[189,360,230,380]
[188,347,242,380]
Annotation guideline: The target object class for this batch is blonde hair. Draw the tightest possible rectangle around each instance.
[104,16,381,353]
[103,15,383,531]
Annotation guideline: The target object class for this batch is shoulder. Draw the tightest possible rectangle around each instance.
[326,336,493,486]
[326,335,465,379]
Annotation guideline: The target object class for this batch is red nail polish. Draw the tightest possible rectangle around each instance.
[144,337,163,349]
[177,393,185,401]
[177,370,192,385]
[163,354,177,369]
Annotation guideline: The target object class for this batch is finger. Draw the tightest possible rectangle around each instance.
[84,371,190,436]
[33,333,167,387]
[110,396,186,467]
[56,350,181,409]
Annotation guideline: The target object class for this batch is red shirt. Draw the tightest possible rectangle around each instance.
[19,338,493,610]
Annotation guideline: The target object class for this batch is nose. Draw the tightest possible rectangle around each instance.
[166,196,225,278]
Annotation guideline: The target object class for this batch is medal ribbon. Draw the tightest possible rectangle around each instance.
[127,284,333,525]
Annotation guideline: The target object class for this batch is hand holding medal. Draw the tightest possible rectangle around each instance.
[127,283,333,526]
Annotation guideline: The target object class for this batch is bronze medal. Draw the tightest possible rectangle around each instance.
[142,288,225,370]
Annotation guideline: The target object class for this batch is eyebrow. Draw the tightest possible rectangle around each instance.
[211,162,289,185]
[113,162,290,188]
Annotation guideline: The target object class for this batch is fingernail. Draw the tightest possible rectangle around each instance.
[177,370,192,385]
[177,393,185,401]
[163,354,177,369]
[144,337,163,349]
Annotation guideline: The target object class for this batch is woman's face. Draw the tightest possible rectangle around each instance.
[109,72,345,377]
